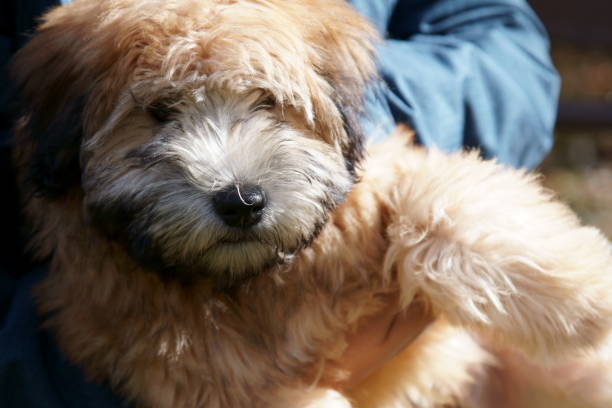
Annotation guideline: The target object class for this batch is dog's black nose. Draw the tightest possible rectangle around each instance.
[213,185,267,228]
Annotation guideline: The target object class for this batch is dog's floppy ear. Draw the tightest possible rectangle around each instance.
[306,1,379,177]
[326,75,371,178]
[11,4,105,197]
[14,88,87,197]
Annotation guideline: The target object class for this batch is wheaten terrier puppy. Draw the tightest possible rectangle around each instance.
[11,0,612,407]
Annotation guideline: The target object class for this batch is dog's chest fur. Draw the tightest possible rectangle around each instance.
[32,143,404,408]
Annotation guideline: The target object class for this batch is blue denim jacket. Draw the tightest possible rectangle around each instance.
[0,1,559,407]
[349,0,559,170]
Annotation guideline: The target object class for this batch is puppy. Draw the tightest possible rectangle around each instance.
[11,0,612,407]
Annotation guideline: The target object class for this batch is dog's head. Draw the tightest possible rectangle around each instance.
[12,0,377,285]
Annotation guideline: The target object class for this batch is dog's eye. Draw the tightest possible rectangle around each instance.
[147,100,179,123]
[254,97,276,111]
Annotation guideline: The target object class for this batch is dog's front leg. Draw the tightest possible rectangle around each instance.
[384,148,612,356]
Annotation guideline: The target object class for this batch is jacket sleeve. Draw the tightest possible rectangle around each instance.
[349,0,560,169]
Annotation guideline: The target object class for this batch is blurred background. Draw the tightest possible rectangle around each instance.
[531,0,612,238]
[497,3,612,406]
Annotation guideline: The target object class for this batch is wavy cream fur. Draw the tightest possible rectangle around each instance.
[380,142,612,356]
[11,0,612,407]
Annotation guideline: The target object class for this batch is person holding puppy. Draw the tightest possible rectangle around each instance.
[334,0,560,394]
[0,0,559,406]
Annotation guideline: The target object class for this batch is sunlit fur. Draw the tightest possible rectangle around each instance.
[11,0,612,407]
[13,0,375,286]
[83,88,352,282]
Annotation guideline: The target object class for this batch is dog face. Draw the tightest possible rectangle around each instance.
[13,0,376,285]
[82,86,353,282]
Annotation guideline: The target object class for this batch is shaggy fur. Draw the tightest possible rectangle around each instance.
[11,0,612,407]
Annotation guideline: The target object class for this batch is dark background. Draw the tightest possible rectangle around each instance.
[532,0,612,237]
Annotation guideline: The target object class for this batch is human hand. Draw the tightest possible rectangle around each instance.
[326,295,433,391]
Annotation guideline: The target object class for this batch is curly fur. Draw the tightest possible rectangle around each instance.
[11,0,612,407]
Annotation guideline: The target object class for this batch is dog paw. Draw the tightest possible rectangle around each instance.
[384,147,612,356]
